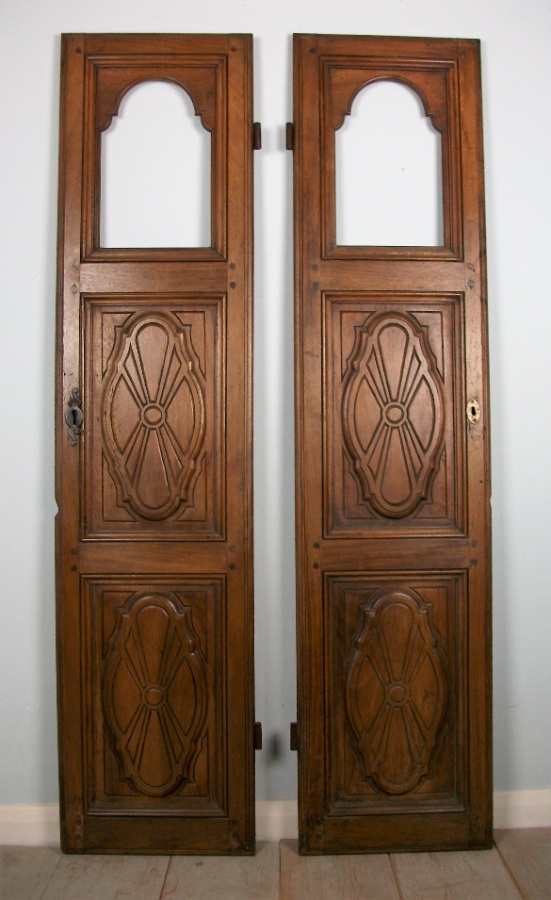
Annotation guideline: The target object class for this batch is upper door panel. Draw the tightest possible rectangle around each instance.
[319,37,464,260]
[80,37,229,261]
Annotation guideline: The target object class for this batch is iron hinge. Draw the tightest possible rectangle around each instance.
[253,122,262,150]
[286,122,294,151]
[290,722,299,751]
[253,721,263,750]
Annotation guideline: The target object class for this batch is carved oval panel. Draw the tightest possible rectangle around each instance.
[102,592,208,797]
[345,588,448,795]
[342,312,444,518]
[103,313,206,520]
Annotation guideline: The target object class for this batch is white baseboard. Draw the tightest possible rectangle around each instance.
[0,804,60,847]
[0,801,298,848]
[1,792,549,847]
[256,799,298,841]
[494,789,551,829]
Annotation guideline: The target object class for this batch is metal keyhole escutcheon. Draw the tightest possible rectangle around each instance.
[65,387,83,445]
[467,398,481,425]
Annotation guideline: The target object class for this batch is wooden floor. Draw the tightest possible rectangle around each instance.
[1,830,549,899]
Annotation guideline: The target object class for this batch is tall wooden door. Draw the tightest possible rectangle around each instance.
[56,34,255,854]
[293,35,491,853]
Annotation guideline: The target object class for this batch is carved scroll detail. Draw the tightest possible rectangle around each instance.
[102,312,206,520]
[345,588,448,795]
[102,592,208,797]
[342,312,444,518]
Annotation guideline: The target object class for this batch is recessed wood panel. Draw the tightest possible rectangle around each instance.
[84,296,225,539]
[324,293,465,537]
[324,573,466,815]
[84,577,226,815]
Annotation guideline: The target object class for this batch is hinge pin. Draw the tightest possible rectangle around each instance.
[253,721,263,750]
[286,122,294,151]
[253,122,262,150]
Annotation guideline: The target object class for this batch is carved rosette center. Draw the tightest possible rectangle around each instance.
[387,683,408,706]
[144,686,164,708]
[141,403,166,428]
[384,403,406,426]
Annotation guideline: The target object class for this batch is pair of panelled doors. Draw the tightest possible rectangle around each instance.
[56,33,491,854]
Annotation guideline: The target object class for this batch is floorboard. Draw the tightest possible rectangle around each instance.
[279,839,401,900]
[391,847,523,899]
[160,842,279,899]
[495,828,551,899]
[1,830,550,899]
[0,847,62,900]
[38,852,169,900]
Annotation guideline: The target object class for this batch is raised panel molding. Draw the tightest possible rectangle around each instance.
[342,311,444,519]
[102,313,206,521]
[324,293,465,537]
[102,591,208,797]
[324,573,465,816]
[86,577,226,815]
[344,587,448,795]
[84,296,225,539]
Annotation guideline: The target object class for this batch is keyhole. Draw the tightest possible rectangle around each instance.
[467,399,480,425]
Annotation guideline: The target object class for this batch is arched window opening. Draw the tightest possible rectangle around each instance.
[101,80,211,248]
[335,80,443,247]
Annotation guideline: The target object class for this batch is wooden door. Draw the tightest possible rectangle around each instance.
[56,33,255,854]
[292,34,491,853]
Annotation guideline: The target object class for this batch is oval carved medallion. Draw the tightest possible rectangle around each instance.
[102,592,208,797]
[342,312,444,518]
[102,313,206,520]
[345,588,448,795]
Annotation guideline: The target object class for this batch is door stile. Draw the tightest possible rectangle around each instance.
[458,43,493,829]
[56,35,86,847]
[221,34,255,843]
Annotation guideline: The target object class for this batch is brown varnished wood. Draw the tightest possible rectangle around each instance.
[293,34,491,853]
[322,51,462,260]
[80,35,229,262]
[56,33,254,854]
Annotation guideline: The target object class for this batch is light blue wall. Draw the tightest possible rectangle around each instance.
[0,0,550,805]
